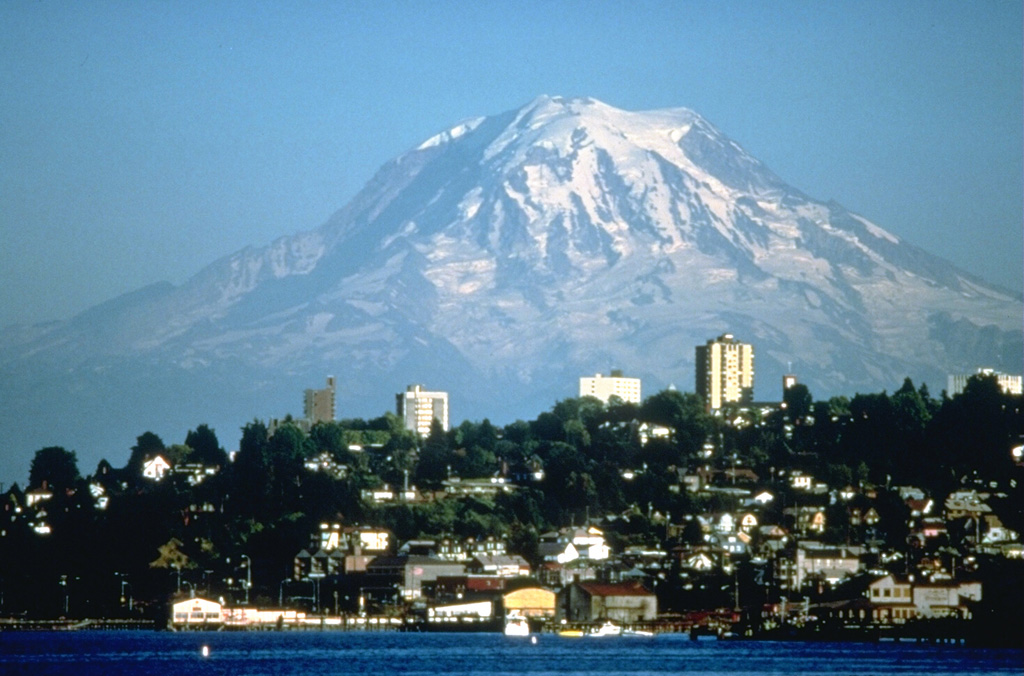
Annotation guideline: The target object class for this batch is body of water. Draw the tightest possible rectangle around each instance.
[0,631,1020,676]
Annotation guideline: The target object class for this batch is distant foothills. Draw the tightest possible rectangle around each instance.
[0,359,1021,643]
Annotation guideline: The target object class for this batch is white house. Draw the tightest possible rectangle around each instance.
[538,527,610,564]
[142,455,172,481]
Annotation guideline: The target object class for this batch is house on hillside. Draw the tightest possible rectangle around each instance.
[293,523,391,579]
[538,526,610,564]
[466,553,531,578]
[142,455,171,481]
[792,543,862,589]
[365,554,465,601]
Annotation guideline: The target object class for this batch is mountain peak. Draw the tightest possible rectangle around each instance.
[2,98,1019,486]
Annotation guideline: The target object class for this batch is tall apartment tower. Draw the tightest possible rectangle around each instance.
[695,334,754,410]
[304,376,336,424]
[579,370,642,404]
[396,384,449,436]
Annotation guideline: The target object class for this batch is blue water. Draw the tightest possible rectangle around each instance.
[0,632,1020,676]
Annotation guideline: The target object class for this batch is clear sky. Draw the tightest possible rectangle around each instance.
[1,1,1021,328]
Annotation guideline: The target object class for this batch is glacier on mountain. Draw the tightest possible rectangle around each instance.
[0,95,1019,483]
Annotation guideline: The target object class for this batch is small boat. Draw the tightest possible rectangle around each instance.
[587,621,622,637]
[504,613,530,637]
[557,628,585,637]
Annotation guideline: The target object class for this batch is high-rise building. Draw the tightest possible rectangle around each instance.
[695,334,754,410]
[579,370,642,404]
[948,369,1023,396]
[304,376,336,424]
[396,384,449,436]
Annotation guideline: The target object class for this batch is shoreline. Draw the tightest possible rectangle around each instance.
[1,616,1018,648]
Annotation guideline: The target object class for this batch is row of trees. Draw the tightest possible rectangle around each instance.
[2,374,1021,619]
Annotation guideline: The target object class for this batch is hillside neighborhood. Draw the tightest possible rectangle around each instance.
[1,361,1021,644]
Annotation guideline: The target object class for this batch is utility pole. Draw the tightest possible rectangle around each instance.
[242,554,252,605]
[59,575,69,616]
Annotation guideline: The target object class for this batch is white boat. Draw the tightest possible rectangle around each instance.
[504,613,530,636]
[587,621,622,637]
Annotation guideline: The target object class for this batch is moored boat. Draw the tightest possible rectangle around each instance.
[504,612,530,636]
[587,620,623,637]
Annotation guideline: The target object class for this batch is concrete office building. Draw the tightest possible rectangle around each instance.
[695,334,754,411]
[397,385,449,436]
[948,368,1023,396]
[304,376,336,424]
[579,370,642,404]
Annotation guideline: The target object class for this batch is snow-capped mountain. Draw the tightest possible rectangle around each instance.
[1,96,1020,480]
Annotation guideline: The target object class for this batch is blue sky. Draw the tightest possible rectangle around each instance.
[1,1,1021,328]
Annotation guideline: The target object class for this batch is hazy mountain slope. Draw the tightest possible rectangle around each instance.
[1,95,1019,482]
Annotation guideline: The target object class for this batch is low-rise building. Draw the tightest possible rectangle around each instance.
[538,527,610,564]
[466,553,531,578]
[170,596,223,629]
[365,554,465,600]
[579,371,642,404]
[793,543,862,589]
[557,581,657,623]
[866,574,982,623]
[503,586,557,620]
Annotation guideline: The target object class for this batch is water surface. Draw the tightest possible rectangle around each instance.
[0,631,1020,676]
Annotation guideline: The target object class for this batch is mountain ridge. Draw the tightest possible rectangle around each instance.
[0,95,1019,483]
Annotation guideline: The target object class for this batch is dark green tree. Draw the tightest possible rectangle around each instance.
[639,389,711,460]
[184,424,228,467]
[415,418,452,487]
[28,447,81,491]
[229,420,272,519]
[783,383,813,422]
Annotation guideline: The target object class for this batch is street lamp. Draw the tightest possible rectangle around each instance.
[242,554,251,605]
[59,575,69,616]
[116,573,133,613]
[279,578,290,607]
[310,575,322,614]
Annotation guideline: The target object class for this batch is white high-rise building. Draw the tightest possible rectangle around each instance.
[396,384,449,436]
[948,369,1023,396]
[579,370,641,404]
[696,334,754,411]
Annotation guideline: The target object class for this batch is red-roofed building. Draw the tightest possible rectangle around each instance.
[556,581,657,623]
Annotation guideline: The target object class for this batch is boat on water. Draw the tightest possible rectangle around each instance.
[557,620,654,637]
[587,621,623,637]
[504,613,530,637]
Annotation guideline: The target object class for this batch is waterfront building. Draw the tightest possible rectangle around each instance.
[695,334,754,410]
[171,597,223,629]
[579,370,641,404]
[396,384,449,436]
[556,581,657,623]
[503,586,557,620]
